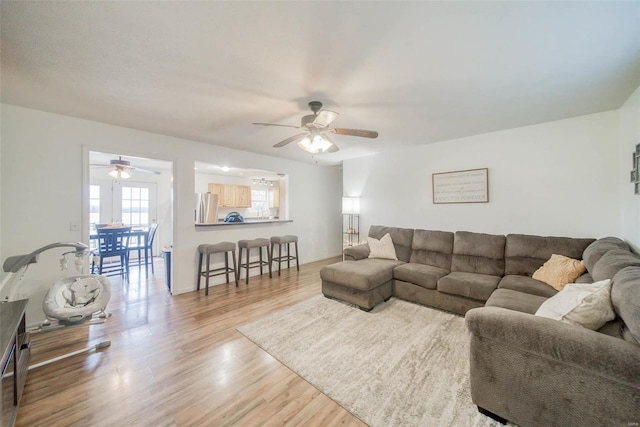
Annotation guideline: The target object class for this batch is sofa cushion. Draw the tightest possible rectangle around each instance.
[320,258,404,291]
[409,229,454,270]
[610,266,640,345]
[497,275,558,298]
[437,272,500,301]
[369,225,414,263]
[535,279,615,330]
[393,263,448,290]
[531,254,586,291]
[504,234,594,276]
[575,272,594,283]
[367,233,398,260]
[583,237,630,273]
[591,249,640,282]
[451,231,506,276]
[597,318,625,339]
[485,288,548,314]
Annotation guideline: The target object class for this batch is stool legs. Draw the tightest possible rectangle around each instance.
[237,245,272,283]
[236,247,242,283]
[197,247,238,294]
[197,253,203,291]
[245,247,250,284]
[205,253,211,295]
[271,241,298,275]
[224,252,229,283]
[232,250,238,287]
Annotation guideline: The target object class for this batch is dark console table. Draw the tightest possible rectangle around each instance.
[1,300,30,427]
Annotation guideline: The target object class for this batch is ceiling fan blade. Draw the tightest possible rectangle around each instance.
[253,122,301,129]
[331,128,379,138]
[135,167,161,175]
[273,132,308,148]
[313,110,339,128]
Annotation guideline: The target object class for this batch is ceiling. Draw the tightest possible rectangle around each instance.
[2,2,639,166]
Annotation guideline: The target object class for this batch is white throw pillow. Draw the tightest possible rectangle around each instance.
[368,233,398,260]
[534,279,615,330]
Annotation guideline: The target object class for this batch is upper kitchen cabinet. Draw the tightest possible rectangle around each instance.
[235,185,252,208]
[208,183,251,208]
[269,187,280,209]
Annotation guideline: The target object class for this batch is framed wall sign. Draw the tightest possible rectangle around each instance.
[432,168,489,204]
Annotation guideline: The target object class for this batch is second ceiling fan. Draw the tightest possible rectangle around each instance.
[253,101,378,154]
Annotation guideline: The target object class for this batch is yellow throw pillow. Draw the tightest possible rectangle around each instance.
[532,254,586,291]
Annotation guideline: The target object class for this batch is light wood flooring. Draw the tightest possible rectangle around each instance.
[16,257,365,427]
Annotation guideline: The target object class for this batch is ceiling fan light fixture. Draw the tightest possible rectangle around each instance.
[297,135,333,154]
[109,168,131,179]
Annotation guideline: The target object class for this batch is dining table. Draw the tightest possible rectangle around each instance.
[90,227,151,278]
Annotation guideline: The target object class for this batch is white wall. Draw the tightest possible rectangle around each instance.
[344,111,621,239]
[619,85,640,250]
[1,104,342,323]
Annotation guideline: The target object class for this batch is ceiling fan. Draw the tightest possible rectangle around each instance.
[253,101,378,154]
[90,156,161,179]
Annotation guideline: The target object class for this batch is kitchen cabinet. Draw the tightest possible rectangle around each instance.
[207,183,225,204]
[235,186,252,208]
[207,183,252,208]
[269,187,280,208]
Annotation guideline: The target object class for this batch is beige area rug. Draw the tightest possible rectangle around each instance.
[237,296,503,427]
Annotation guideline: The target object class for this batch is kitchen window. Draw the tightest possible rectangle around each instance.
[251,189,267,213]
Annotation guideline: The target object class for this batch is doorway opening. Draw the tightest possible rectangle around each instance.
[87,150,173,292]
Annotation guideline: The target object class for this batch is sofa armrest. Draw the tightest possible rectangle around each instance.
[466,307,640,383]
[343,243,370,261]
[466,307,640,426]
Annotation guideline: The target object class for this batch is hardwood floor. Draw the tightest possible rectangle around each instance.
[16,257,365,427]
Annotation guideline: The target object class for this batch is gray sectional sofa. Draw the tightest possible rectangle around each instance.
[319,225,640,426]
[320,225,594,315]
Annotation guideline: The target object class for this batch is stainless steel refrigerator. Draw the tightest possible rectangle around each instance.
[195,192,219,224]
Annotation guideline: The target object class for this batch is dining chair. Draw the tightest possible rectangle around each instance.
[92,226,132,282]
[128,223,159,278]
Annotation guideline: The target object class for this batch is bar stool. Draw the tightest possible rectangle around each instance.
[197,242,238,295]
[270,235,299,276]
[237,238,272,284]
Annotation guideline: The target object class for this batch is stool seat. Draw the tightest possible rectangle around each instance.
[198,242,236,254]
[238,238,270,249]
[270,235,298,244]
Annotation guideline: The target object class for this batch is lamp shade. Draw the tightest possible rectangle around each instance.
[109,168,130,179]
[342,197,360,214]
[297,135,333,154]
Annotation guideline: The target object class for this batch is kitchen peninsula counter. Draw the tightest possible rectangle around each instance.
[195,219,292,227]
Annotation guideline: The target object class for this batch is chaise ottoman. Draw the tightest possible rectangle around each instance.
[320,258,403,311]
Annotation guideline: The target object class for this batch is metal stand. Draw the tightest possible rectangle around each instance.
[343,214,360,248]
